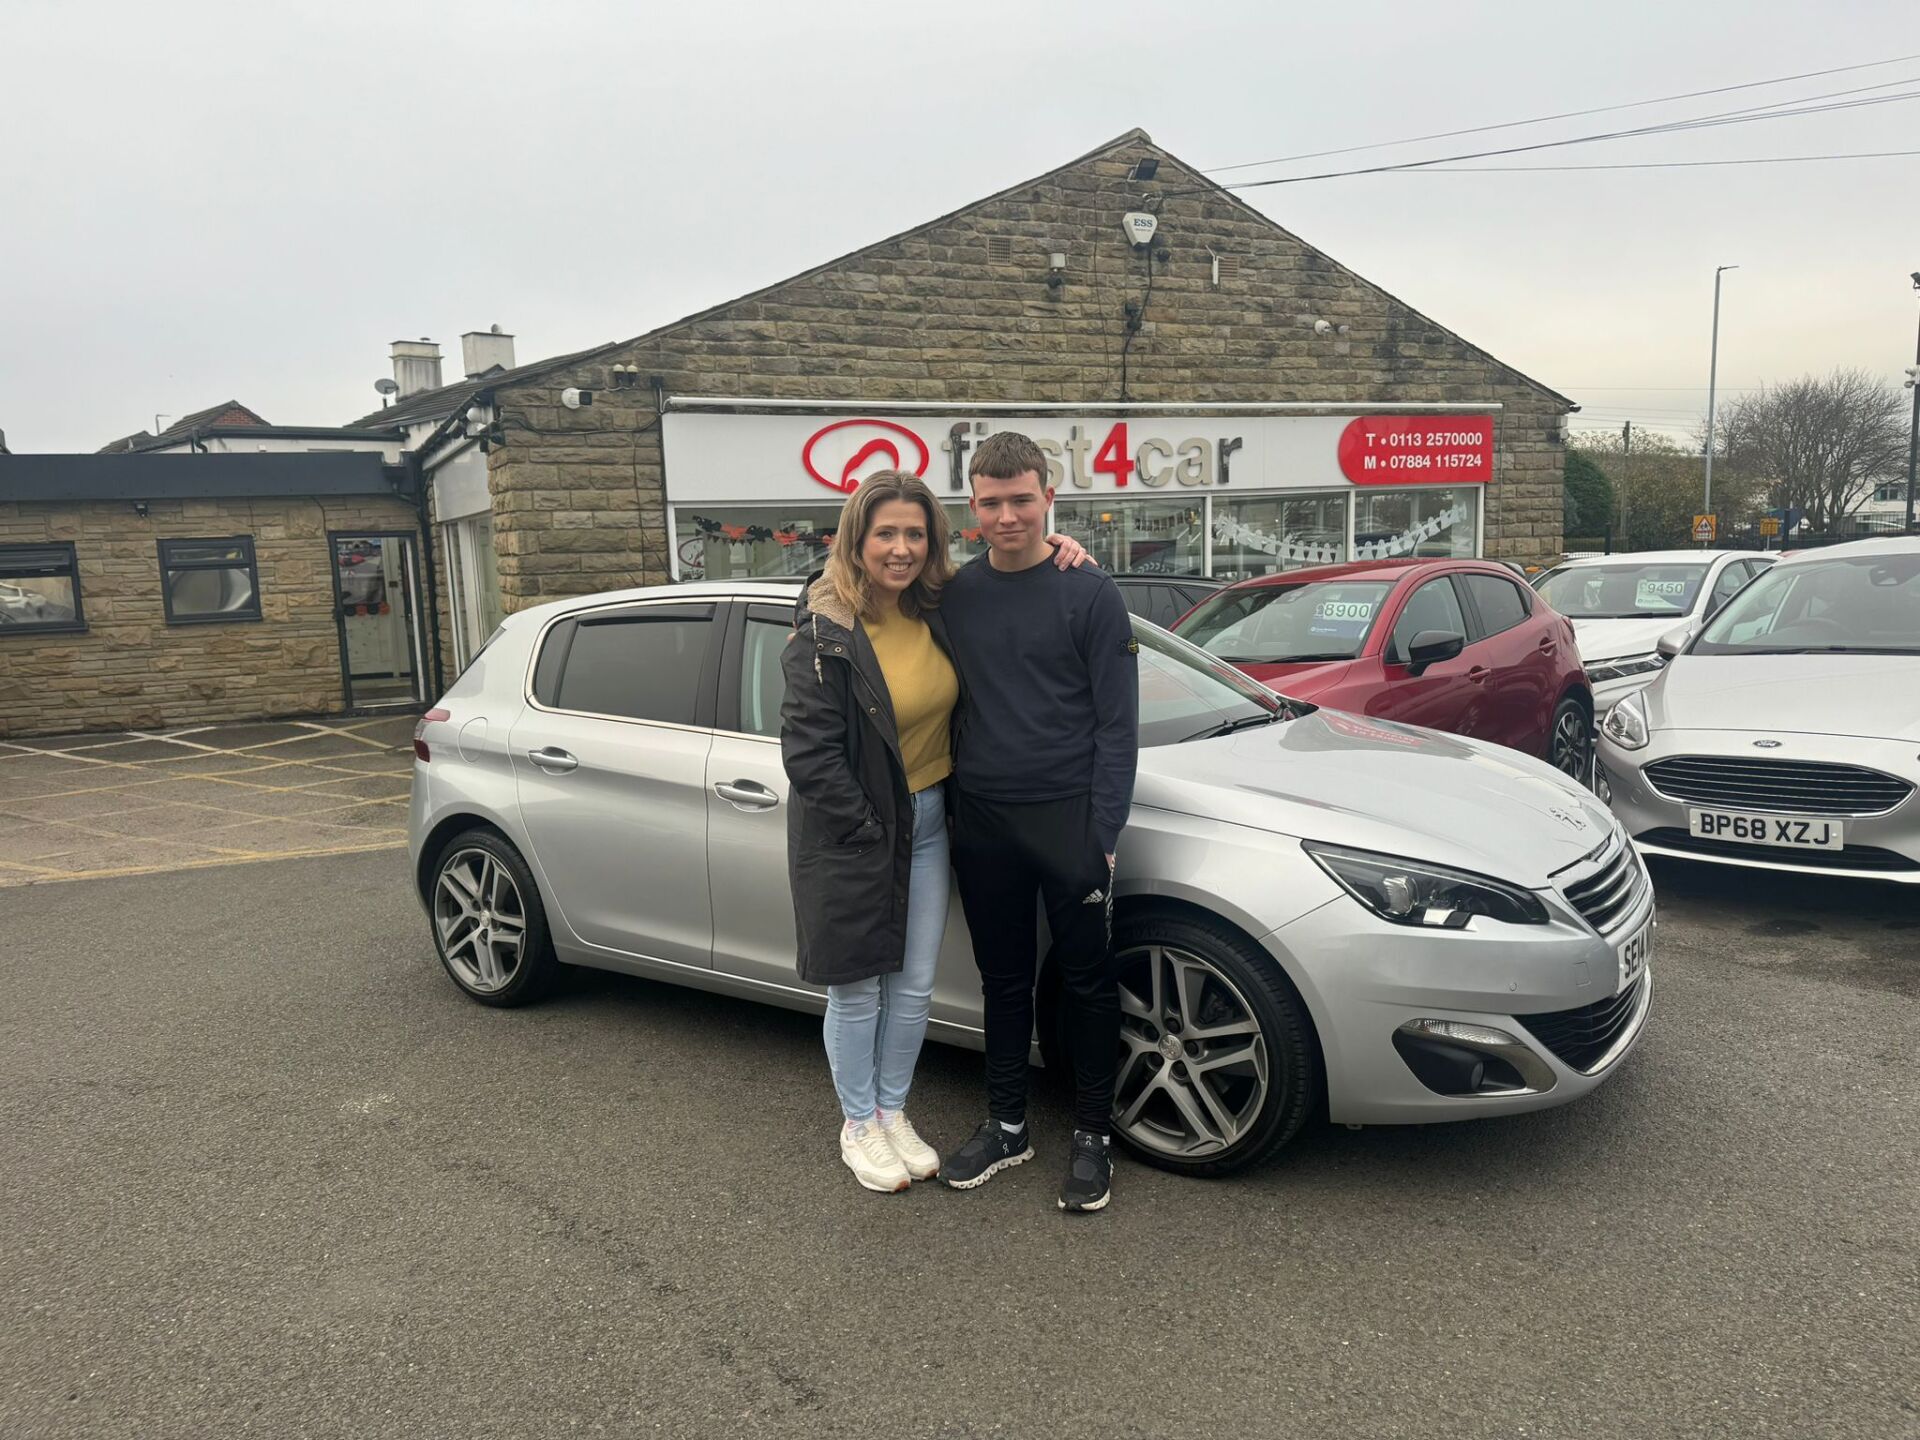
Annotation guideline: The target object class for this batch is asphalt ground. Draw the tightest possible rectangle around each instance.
[3,848,1916,1439]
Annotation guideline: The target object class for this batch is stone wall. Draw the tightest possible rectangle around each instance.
[0,493,422,739]
[482,131,1570,609]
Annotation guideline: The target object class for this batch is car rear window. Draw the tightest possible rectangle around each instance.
[534,603,716,724]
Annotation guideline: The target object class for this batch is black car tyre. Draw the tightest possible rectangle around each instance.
[428,828,559,1007]
[1548,695,1593,787]
[1087,911,1319,1176]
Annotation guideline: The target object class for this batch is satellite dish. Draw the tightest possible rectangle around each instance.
[374,378,399,396]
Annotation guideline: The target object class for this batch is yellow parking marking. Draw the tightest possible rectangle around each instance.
[19,838,408,885]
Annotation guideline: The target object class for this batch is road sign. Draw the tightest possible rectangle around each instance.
[1759,517,1781,537]
[1692,514,1717,543]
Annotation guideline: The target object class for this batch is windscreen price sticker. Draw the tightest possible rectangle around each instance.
[1635,579,1689,605]
[1314,601,1375,622]
[1338,416,1495,486]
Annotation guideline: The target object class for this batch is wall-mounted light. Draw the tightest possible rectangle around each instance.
[132,500,149,518]
[1046,252,1067,296]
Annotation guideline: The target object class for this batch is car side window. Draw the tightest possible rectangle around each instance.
[737,613,792,738]
[1461,574,1530,640]
[1388,579,1468,664]
[1115,583,1154,622]
[1708,562,1748,612]
[537,603,715,724]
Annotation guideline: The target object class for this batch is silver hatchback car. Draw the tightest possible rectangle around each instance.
[409,580,1654,1174]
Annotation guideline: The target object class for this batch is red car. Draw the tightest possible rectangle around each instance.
[1172,559,1592,778]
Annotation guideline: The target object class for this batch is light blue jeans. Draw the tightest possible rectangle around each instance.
[823,784,948,1121]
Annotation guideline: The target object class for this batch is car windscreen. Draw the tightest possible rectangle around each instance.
[1172,581,1393,663]
[1536,563,1708,619]
[1133,619,1305,747]
[1693,552,1920,655]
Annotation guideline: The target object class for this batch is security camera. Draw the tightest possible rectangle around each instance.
[561,387,594,409]
[1313,319,1334,336]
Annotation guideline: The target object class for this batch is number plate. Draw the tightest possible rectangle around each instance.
[1686,808,1845,850]
[1616,914,1653,993]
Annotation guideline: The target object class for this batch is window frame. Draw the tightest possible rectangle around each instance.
[0,541,87,636]
[157,535,262,625]
[715,602,800,742]
[523,596,721,731]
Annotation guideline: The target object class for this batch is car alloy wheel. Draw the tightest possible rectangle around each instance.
[1549,699,1592,784]
[434,845,531,995]
[1114,942,1272,1160]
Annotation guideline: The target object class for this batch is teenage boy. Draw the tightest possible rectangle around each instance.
[938,431,1140,1213]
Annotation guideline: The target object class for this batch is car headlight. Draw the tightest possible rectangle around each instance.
[1304,843,1550,928]
[1586,651,1667,684]
[1601,691,1650,750]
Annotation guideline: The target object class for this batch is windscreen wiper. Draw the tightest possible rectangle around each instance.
[1180,710,1289,743]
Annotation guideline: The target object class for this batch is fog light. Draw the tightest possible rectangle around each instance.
[1411,1018,1516,1047]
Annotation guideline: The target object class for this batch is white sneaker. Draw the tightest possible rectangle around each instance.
[840,1119,911,1193]
[877,1110,941,1180]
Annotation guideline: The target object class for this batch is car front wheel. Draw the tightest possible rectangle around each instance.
[1106,912,1318,1176]
[1548,695,1592,786]
[429,829,559,1007]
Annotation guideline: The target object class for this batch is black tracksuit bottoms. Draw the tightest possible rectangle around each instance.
[950,788,1119,1134]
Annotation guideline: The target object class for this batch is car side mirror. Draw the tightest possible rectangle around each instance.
[1405,629,1465,676]
[1655,624,1693,659]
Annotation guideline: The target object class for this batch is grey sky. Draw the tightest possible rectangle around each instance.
[3,0,1916,453]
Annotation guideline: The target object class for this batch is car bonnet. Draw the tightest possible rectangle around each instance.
[1134,709,1612,889]
[1647,653,1920,743]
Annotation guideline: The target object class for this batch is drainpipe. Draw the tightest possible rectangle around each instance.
[404,451,447,699]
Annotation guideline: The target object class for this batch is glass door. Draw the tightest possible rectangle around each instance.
[330,533,425,708]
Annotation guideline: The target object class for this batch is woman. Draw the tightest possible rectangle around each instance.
[779,471,1087,1192]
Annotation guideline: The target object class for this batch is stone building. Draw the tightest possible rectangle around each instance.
[2,128,1572,739]
[436,127,1569,631]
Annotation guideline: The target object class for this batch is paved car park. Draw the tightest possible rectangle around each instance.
[0,718,413,886]
[3,836,1915,1438]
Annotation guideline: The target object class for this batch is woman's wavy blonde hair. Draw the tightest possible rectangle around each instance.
[822,470,953,620]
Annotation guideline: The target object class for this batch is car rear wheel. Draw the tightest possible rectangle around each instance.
[430,829,558,1007]
[1104,912,1318,1176]
[1549,695,1592,786]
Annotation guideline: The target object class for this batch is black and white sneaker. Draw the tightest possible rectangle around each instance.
[1058,1130,1112,1213]
[941,1120,1033,1190]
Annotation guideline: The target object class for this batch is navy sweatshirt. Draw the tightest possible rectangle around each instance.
[941,553,1140,854]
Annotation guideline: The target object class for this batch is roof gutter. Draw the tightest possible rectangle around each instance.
[664,396,1504,414]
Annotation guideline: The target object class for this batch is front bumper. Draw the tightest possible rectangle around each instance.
[1269,853,1656,1125]
[1598,729,1920,884]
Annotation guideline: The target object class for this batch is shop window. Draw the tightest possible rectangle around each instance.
[674,506,847,581]
[1353,487,1477,561]
[0,542,86,634]
[159,537,261,623]
[1211,493,1348,580]
[444,514,506,669]
[1051,498,1205,576]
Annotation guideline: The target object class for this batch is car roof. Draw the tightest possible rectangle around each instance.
[1772,535,1920,565]
[1546,550,1750,568]
[1110,572,1220,584]
[1221,557,1505,590]
[505,578,805,626]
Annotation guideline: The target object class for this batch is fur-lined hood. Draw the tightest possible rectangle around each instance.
[793,571,856,636]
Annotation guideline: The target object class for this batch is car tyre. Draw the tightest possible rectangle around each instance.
[428,828,559,1008]
[1548,695,1593,787]
[1084,911,1319,1177]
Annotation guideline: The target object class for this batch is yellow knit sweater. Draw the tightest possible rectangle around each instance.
[861,605,957,793]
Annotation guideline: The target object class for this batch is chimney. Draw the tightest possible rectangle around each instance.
[461,325,516,379]
[390,338,443,398]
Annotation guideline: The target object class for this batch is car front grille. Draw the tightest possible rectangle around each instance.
[1636,827,1920,872]
[1515,975,1646,1074]
[1555,835,1647,934]
[1643,756,1913,816]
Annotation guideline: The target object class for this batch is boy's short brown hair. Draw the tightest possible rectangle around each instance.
[967,431,1050,490]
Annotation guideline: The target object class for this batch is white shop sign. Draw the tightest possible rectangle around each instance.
[660,412,1495,504]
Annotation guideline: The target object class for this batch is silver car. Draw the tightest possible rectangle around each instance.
[1534,550,1774,719]
[1598,537,1920,883]
[408,580,1654,1175]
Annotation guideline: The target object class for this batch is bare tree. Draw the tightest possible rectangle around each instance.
[1713,369,1908,531]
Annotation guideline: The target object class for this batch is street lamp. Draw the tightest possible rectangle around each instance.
[1906,270,1919,533]
[1702,264,1738,525]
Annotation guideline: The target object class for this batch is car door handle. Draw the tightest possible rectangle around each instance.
[714,780,780,811]
[1537,638,1557,652]
[527,747,578,773]
[1467,666,1490,683]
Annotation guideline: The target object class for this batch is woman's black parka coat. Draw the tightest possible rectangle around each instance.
[778,573,961,988]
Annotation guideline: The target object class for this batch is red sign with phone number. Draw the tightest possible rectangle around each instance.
[1337,416,1493,486]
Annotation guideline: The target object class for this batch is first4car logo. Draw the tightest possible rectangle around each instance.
[801,419,932,494]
